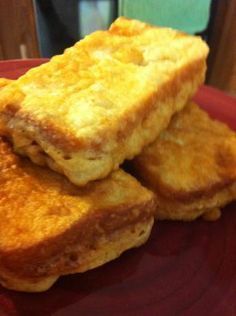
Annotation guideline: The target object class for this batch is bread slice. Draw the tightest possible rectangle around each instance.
[0,78,13,134]
[0,17,208,186]
[132,102,236,221]
[0,78,12,88]
[0,138,155,292]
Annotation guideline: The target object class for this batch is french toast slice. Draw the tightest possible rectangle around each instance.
[0,78,12,88]
[0,17,208,186]
[0,138,155,292]
[0,78,13,134]
[132,102,236,221]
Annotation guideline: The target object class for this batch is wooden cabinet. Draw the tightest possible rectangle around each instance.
[204,0,236,94]
[0,0,39,59]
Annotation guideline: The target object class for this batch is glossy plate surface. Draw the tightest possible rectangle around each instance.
[0,60,236,316]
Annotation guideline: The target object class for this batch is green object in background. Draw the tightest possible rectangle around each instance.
[119,0,211,34]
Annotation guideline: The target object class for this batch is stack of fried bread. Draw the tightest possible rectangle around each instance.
[0,17,208,186]
[2,16,234,293]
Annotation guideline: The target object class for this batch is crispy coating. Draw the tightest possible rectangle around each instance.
[0,17,209,186]
[0,138,155,292]
[0,78,13,134]
[0,78,12,88]
[133,102,236,221]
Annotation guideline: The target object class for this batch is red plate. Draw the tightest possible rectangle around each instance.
[0,60,236,316]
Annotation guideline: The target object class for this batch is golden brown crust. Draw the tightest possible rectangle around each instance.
[0,78,13,135]
[0,17,209,185]
[0,218,153,292]
[202,208,221,221]
[2,59,205,153]
[154,182,236,221]
[0,274,58,293]
[0,138,155,284]
[133,102,236,220]
[0,78,13,89]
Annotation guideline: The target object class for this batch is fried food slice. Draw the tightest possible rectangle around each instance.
[0,78,12,88]
[0,78,13,134]
[0,17,208,186]
[132,102,236,221]
[0,138,155,292]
